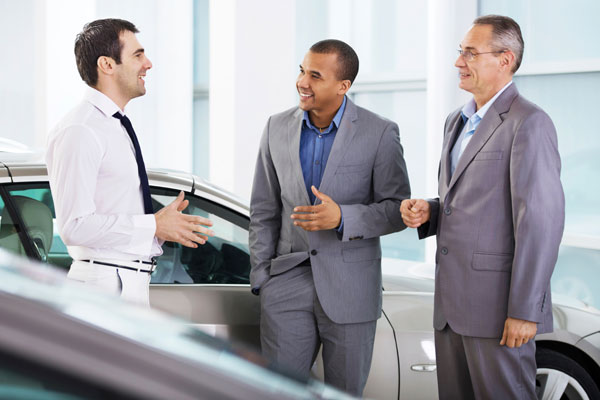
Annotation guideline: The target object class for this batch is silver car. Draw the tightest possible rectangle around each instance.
[1,158,599,400]
[0,249,356,400]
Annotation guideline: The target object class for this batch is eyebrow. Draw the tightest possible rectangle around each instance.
[299,64,322,77]
[459,44,477,51]
[132,48,145,56]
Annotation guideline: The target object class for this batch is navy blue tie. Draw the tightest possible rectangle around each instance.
[113,112,153,214]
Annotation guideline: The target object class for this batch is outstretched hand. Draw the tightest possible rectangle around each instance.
[155,191,214,248]
[291,186,341,232]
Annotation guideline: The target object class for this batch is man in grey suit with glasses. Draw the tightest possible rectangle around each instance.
[249,39,410,395]
[401,15,564,399]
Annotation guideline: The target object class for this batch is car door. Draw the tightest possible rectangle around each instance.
[147,186,261,349]
[0,177,261,350]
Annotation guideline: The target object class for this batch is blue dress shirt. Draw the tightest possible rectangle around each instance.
[299,96,346,231]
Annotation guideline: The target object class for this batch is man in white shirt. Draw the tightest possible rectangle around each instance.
[46,18,213,306]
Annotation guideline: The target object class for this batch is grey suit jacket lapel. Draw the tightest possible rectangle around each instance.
[441,114,464,191]
[287,108,312,206]
[448,84,518,192]
[317,98,359,200]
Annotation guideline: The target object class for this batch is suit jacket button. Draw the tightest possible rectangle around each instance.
[441,247,448,255]
[311,249,318,256]
[444,208,452,215]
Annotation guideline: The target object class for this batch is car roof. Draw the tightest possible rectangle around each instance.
[0,159,249,215]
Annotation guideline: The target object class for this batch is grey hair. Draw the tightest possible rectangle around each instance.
[474,15,524,73]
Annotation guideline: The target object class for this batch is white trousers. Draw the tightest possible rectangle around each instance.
[67,260,151,307]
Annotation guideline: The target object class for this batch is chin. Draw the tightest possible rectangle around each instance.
[298,102,310,111]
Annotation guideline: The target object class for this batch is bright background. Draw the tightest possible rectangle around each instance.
[1,0,599,308]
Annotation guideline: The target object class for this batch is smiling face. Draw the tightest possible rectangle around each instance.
[296,51,348,121]
[455,24,512,105]
[114,30,152,101]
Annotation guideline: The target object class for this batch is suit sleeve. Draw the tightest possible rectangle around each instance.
[507,111,565,323]
[418,112,452,240]
[417,198,440,239]
[338,122,411,241]
[249,117,282,290]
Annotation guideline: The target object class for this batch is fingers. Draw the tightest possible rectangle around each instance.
[291,211,318,221]
[192,224,215,237]
[499,323,508,346]
[170,191,185,207]
[311,185,330,202]
[293,220,319,231]
[500,318,537,348]
[177,199,189,212]
[400,199,417,213]
[400,199,430,228]
[183,214,214,227]
[293,205,317,214]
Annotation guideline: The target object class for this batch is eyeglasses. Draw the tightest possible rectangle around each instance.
[457,49,505,62]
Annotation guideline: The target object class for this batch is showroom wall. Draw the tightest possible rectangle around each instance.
[0,0,194,172]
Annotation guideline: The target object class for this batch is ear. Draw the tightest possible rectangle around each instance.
[500,50,516,72]
[97,56,116,77]
[338,79,352,95]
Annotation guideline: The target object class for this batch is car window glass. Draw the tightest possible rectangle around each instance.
[0,184,71,270]
[150,188,250,285]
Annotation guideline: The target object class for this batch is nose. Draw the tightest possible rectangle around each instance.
[297,73,309,89]
[455,54,466,68]
[145,56,153,70]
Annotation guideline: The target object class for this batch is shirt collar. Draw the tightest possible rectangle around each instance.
[461,80,513,123]
[303,96,347,132]
[84,86,123,119]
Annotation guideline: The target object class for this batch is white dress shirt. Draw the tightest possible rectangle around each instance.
[46,87,163,262]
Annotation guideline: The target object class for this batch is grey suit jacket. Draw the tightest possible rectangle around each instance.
[249,98,411,324]
[419,84,565,338]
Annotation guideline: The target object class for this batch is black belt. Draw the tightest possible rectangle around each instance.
[81,259,156,274]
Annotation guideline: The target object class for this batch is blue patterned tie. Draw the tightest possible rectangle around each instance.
[113,112,153,214]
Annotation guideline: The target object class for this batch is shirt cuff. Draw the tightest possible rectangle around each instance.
[336,211,344,233]
[128,214,157,255]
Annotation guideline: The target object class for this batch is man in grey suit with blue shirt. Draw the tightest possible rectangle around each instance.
[401,15,564,399]
[249,39,410,395]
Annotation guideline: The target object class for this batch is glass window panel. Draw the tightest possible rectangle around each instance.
[295,0,329,64]
[351,90,426,261]
[479,0,600,63]
[194,0,209,87]
[193,97,209,179]
[350,0,427,79]
[1,184,71,270]
[150,188,250,285]
[296,1,427,80]
[193,0,210,180]
[511,72,600,308]
[552,245,600,310]
[513,73,600,237]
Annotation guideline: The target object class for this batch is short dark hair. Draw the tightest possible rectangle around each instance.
[74,18,139,87]
[473,15,524,73]
[309,39,359,84]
